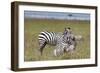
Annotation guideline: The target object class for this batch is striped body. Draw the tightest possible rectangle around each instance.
[38,28,76,56]
[38,31,63,46]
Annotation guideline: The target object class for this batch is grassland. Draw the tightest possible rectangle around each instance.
[24,18,90,61]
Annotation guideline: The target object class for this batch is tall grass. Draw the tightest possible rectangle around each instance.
[24,18,90,61]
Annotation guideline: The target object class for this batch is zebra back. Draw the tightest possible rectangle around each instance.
[38,31,57,45]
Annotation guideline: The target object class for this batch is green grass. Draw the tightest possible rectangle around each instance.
[24,18,90,61]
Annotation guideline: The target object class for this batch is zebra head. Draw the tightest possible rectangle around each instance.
[63,27,72,35]
[62,27,72,43]
[62,28,76,53]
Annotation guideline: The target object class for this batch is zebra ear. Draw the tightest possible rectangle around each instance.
[68,27,71,30]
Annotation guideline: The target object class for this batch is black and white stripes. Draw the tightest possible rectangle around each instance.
[38,28,76,56]
[38,31,57,45]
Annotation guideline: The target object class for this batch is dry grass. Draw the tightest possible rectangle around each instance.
[24,18,90,61]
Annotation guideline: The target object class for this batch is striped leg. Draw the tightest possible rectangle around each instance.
[67,45,75,53]
[54,44,64,56]
[54,44,60,56]
[38,39,47,55]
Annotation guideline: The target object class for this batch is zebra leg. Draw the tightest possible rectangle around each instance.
[68,45,75,53]
[54,49,57,56]
[38,40,47,55]
[54,45,59,56]
[54,49,61,56]
[59,44,65,55]
[54,44,64,56]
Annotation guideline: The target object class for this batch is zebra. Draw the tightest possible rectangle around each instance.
[38,28,76,56]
